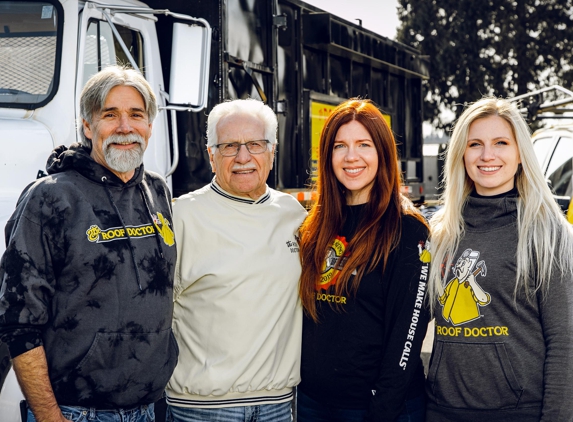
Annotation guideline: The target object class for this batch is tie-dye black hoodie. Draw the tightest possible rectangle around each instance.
[0,143,178,409]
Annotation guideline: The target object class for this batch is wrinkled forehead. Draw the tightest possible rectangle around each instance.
[216,113,265,142]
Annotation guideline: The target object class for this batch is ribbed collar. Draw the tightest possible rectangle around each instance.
[210,177,271,204]
[463,191,519,231]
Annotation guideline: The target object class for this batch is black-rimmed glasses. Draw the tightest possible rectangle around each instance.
[214,140,270,156]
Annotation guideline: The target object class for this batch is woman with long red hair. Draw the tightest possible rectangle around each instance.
[297,99,430,421]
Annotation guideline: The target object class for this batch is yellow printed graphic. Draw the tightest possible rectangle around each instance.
[439,248,490,326]
[318,235,349,291]
[86,224,156,243]
[314,236,350,304]
[418,240,431,263]
[86,213,175,247]
[436,324,509,337]
[86,225,101,242]
[153,212,175,246]
[315,292,347,304]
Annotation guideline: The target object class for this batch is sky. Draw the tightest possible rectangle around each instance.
[303,0,400,39]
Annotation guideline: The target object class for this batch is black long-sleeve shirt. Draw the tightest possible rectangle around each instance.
[300,205,431,421]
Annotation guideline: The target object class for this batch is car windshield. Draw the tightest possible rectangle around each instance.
[0,1,61,107]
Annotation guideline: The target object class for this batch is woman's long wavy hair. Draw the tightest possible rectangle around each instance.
[428,97,573,313]
[299,99,427,321]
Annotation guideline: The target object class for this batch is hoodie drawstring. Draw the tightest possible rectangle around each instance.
[138,184,165,259]
[101,176,143,291]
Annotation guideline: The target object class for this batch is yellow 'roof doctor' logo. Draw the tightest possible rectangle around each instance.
[317,235,349,291]
[85,213,174,247]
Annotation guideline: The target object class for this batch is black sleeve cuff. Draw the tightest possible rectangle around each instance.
[4,331,43,359]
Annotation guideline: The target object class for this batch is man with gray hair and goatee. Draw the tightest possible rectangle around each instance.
[0,65,177,422]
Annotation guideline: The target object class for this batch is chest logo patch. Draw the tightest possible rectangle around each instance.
[153,212,175,246]
[86,212,174,247]
[317,235,349,291]
[439,248,491,326]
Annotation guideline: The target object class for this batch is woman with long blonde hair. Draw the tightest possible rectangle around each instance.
[426,98,573,421]
[297,99,431,421]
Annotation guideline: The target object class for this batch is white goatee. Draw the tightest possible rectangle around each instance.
[103,133,146,173]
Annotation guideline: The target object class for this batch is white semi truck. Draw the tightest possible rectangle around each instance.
[0,0,212,251]
[0,0,211,419]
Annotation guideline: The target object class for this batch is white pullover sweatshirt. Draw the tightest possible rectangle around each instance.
[166,180,307,408]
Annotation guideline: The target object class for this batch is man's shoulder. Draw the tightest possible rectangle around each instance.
[20,171,78,198]
[173,184,212,208]
[143,170,169,188]
[142,170,171,200]
[143,169,164,180]
[7,171,80,224]
[268,188,302,204]
[268,188,307,212]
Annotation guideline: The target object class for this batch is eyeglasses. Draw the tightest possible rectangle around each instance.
[214,140,270,157]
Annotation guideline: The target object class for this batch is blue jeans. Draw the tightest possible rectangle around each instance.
[166,402,292,422]
[296,390,425,422]
[27,403,155,422]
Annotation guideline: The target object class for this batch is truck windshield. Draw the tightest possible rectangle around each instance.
[0,1,62,108]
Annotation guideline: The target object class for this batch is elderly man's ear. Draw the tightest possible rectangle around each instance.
[270,144,276,170]
[207,147,216,173]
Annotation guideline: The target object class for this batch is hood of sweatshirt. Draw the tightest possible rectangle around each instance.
[46,143,144,187]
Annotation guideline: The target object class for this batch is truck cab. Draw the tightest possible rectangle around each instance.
[0,1,210,418]
[0,0,210,254]
[531,126,573,223]
[511,85,573,223]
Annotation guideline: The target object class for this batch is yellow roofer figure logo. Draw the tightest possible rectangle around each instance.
[153,212,175,247]
[439,248,490,326]
[418,240,431,263]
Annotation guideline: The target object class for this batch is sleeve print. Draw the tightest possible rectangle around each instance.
[366,220,431,421]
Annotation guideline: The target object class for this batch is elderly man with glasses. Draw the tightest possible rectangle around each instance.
[166,99,307,422]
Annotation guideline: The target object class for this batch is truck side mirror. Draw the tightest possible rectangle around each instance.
[169,22,211,110]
